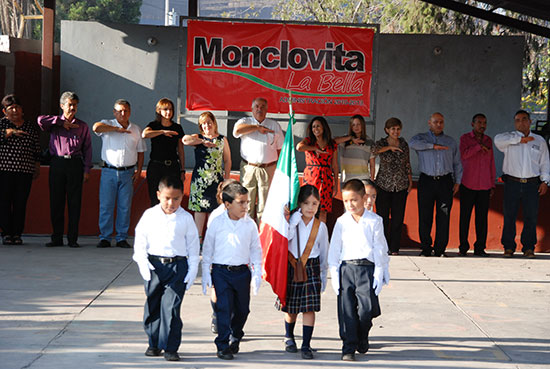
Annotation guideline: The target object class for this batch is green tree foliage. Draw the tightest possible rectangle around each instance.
[273,0,549,112]
[33,0,142,40]
[58,0,141,23]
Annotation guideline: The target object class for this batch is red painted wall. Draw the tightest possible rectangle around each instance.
[25,167,549,252]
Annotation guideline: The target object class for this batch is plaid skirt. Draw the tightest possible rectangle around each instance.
[276,257,321,314]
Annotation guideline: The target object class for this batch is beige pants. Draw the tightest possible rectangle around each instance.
[240,160,276,222]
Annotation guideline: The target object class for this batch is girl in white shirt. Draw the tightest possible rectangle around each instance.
[277,184,329,360]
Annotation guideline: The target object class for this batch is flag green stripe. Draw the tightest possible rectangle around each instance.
[277,113,300,211]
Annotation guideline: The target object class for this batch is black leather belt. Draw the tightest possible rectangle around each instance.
[504,175,539,184]
[54,154,81,159]
[213,263,249,272]
[343,258,374,266]
[150,159,177,166]
[103,163,135,171]
[149,255,187,264]
[421,173,452,180]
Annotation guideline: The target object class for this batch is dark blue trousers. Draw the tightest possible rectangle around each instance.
[337,262,380,355]
[143,257,188,353]
[211,266,251,351]
[502,179,540,252]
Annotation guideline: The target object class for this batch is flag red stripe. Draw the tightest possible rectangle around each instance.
[259,222,288,307]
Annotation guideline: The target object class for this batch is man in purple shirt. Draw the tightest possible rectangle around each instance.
[458,113,495,257]
[37,91,92,248]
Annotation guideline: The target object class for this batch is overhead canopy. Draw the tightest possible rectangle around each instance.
[419,0,550,38]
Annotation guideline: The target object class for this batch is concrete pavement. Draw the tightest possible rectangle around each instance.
[1,236,549,369]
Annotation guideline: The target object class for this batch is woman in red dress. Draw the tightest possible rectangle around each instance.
[297,116,339,223]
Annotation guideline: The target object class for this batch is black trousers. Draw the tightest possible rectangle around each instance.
[144,257,188,353]
[48,156,84,244]
[211,265,251,351]
[0,171,33,237]
[417,173,454,255]
[376,188,408,253]
[146,160,180,207]
[459,184,490,253]
[337,262,380,355]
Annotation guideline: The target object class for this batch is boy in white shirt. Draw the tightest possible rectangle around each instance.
[329,179,390,361]
[133,176,200,361]
[202,182,263,360]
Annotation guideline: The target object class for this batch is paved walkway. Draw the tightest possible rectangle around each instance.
[1,236,549,369]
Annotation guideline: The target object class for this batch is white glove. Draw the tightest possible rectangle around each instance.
[382,266,390,286]
[184,265,198,291]
[321,270,328,293]
[137,260,155,281]
[289,210,302,227]
[202,267,212,295]
[373,266,384,296]
[330,266,340,296]
[251,274,261,295]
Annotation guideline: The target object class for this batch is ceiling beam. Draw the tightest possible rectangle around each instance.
[480,0,550,22]
[418,0,550,38]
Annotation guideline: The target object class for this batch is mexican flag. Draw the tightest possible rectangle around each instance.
[259,112,300,307]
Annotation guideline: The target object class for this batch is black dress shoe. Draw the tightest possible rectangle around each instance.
[68,243,80,248]
[458,251,468,257]
[357,339,369,353]
[164,351,180,361]
[2,235,13,245]
[229,340,240,354]
[285,339,298,353]
[46,241,64,247]
[341,353,356,361]
[217,348,234,360]
[434,253,449,257]
[144,347,162,356]
[96,239,111,248]
[301,347,314,359]
[12,235,22,245]
[420,249,432,257]
[474,250,490,257]
[116,240,132,248]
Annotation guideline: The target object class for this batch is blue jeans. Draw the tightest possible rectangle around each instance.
[99,167,134,241]
[501,179,540,252]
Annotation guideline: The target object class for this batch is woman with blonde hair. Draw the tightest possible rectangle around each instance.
[183,111,231,241]
[142,98,185,206]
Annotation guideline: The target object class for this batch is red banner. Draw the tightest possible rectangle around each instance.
[186,20,374,116]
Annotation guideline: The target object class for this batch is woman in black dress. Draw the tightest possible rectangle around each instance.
[0,95,41,245]
[142,98,185,206]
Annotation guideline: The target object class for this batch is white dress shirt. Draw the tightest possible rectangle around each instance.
[207,204,225,227]
[202,210,263,277]
[494,131,550,183]
[132,205,200,270]
[287,212,329,273]
[96,118,146,167]
[233,116,284,164]
[328,210,389,269]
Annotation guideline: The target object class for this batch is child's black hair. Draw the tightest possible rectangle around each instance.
[222,182,248,204]
[158,175,183,192]
[297,184,320,205]
[342,179,366,196]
